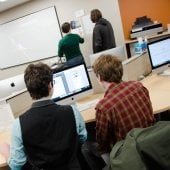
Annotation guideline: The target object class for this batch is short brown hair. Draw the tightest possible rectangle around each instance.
[24,62,53,100]
[61,22,71,33]
[91,9,102,23]
[92,54,123,83]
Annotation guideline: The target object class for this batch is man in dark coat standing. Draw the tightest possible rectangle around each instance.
[91,9,116,53]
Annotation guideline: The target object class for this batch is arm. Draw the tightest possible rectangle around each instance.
[58,40,64,57]
[93,27,102,53]
[79,36,84,44]
[0,143,10,160]
[71,105,87,143]
[8,118,27,170]
[95,109,112,153]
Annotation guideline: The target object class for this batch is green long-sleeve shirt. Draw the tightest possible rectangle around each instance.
[58,33,84,60]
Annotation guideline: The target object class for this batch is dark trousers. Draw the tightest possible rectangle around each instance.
[81,141,106,170]
[64,56,84,68]
[77,143,91,170]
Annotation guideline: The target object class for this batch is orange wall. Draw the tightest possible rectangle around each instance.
[118,0,170,39]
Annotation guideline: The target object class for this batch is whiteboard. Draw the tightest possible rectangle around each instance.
[0,6,62,69]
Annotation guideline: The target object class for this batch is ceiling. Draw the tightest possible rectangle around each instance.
[0,0,31,12]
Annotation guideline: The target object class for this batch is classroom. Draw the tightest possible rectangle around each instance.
[0,0,170,170]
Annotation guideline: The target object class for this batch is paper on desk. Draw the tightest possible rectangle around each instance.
[0,102,14,133]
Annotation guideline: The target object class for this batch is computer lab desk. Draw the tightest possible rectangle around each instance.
[79,73,170,121]
[1,74,170,168]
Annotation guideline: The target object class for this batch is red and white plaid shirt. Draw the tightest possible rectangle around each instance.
[95,81,155,153]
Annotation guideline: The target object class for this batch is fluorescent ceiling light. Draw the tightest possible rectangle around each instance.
[0,0,7,2]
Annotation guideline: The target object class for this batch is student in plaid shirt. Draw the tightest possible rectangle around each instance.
[82,54,155,170]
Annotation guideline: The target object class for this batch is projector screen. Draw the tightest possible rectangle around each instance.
[0,6,62,69]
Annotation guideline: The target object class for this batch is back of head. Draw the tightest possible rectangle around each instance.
[92,54,123,83]
[61,22,71,33]
[91,9,102,23]
[24,62,53,100]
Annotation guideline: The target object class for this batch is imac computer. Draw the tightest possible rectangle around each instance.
[0,74,26,100]
[147,37,170,75]
[51,63,93,105]
[89,46,127,66]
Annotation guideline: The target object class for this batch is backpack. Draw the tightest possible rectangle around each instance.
[110,121,170,170]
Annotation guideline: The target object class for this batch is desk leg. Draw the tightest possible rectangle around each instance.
[125,43,131,58]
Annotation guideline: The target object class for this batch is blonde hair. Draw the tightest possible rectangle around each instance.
[92,54,123,83]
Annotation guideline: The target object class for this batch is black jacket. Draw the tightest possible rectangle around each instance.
[93,18,116,53]
[20,100,81,170]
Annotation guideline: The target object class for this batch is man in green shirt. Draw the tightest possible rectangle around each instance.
[58,22,85,67]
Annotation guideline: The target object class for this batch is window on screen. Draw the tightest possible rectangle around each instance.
[52,64,92,104]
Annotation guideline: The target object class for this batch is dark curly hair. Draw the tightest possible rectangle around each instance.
[24,62,53,100]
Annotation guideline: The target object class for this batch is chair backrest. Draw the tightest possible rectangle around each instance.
[110,121,170,170]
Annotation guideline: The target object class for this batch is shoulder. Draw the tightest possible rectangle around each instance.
[123,80,143,87]
[125,81,149,94]
[13,118,20,128]
[121,81,146,90]
[12,118,22,135]
[69,33,78,37]
[71,33,82,39]
[56,104,73,113]
[58,37,64,45]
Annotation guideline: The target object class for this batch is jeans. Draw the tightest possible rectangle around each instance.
[64,56,85,68]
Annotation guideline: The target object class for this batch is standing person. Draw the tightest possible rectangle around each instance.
[58,22,85,67]
[82,54,155,170]
[90,9,116,53]
[0,62,87,170]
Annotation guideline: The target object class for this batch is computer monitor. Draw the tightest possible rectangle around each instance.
[147,37,170,74]
[0,74,26,100]
[89,46,127,66]
[51,63,93,105]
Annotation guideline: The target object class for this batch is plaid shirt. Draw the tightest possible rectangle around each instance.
[95,81,155,153]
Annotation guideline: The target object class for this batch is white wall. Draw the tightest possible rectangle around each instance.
[0,0,125,80]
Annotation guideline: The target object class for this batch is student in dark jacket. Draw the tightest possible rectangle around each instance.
[91,9,116,53]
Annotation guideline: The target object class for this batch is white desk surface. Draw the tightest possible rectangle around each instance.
[1,74,170,167]
[141,74,170,114]
[80,74,170,122]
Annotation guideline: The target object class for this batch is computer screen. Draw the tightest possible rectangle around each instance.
[51,63,93,105]
[147,37,170,71]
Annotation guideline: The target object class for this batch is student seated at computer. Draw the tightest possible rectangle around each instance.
[81,54,155,170]
[0,62,87,170]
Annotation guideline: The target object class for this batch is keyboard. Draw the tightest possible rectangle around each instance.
[76,99,100,111]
